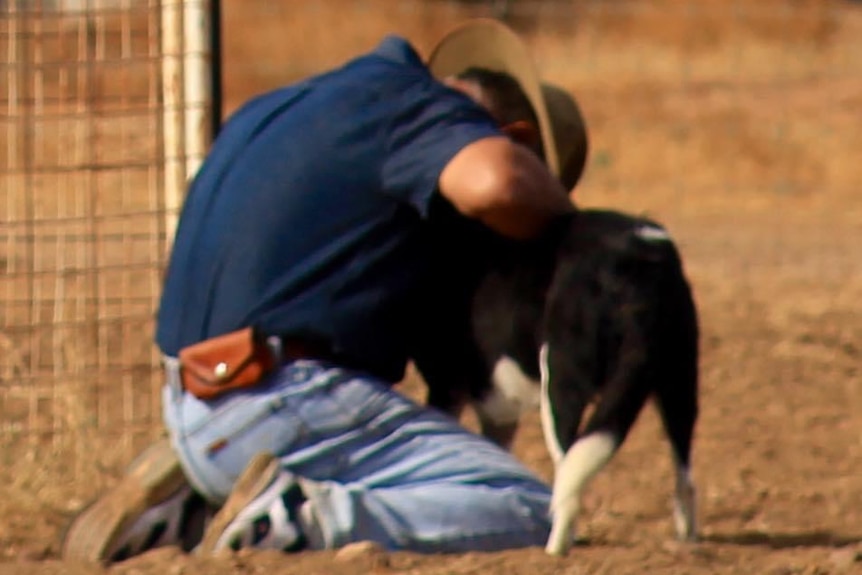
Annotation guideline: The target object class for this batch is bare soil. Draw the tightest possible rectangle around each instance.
[2,1,862,573]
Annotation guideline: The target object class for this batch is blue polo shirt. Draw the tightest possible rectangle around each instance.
[155,36,500,382]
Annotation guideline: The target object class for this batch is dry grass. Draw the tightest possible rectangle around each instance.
[0,1,861,572]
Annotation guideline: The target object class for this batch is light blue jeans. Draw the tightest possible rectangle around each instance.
[162,358,552,553]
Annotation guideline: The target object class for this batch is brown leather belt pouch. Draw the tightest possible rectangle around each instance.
[179,327,275,400]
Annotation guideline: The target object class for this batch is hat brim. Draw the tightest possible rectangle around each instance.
[542,83,589,191]
[426,19,560,178]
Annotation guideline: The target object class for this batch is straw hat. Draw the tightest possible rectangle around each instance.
[427,19,589,191]
[542,83,589,191]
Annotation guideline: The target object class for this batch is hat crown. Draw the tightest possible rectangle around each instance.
[427,19,560,178]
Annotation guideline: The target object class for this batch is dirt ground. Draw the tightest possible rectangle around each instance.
[2,0,862,574]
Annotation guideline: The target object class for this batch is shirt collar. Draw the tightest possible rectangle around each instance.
[372,36,425,67]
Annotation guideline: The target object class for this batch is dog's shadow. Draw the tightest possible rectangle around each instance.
[572,531,862,551]
[700,530,862,550]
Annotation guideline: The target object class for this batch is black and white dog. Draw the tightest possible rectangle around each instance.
[410,207,700,555]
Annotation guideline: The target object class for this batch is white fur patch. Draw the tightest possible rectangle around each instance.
[539,343,565,467]
[546,431,618,555]
[673,464,698,541]
[635,224,671,242]
[479,356,541,426]
[550,432,617,513]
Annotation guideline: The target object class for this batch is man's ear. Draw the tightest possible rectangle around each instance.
[500,121,541,153]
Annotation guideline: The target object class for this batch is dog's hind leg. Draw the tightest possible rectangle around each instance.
[545,431,617,555]
[653,356,699,542]
[542,343,653,555]
[652,272,700,543]
[538,340,600,556]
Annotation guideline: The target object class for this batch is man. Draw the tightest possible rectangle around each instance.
[62,19,589,562]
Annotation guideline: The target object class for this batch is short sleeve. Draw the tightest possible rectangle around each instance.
[381,77,501,218]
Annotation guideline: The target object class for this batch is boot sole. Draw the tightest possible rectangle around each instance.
[62,438,187,563]
[195,451,279,555]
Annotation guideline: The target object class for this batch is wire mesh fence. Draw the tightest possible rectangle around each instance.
[1,0,861,504]
[0,0,212,495]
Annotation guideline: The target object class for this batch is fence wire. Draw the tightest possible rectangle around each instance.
[1,0,171,487]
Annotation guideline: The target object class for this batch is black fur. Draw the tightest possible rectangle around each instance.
[410,207,700,554]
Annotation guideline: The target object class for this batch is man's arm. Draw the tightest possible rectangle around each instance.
[438,135,575,240]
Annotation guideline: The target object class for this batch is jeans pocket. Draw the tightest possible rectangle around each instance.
[177,391,306,496]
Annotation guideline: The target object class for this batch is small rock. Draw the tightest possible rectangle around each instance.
[235,547,258,559]
[829,548,861,571]
[17,543,52,561]
[334,540,385,562]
